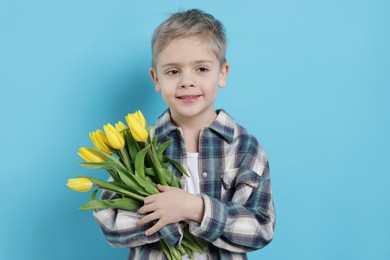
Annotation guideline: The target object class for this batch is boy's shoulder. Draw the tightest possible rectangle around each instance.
[213,110,268,162]
[212,109,261,145]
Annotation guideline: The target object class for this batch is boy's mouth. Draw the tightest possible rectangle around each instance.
[176,95,201,102]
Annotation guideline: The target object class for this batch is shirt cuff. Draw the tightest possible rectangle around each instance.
[189,194,227,241]
[159,222,184,248]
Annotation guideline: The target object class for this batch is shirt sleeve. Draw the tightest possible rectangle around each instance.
[92,190,183,248]
[188,146,276,252]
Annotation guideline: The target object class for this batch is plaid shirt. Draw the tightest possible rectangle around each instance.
[93,109,275,260]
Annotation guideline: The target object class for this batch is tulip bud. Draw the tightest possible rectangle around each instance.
[126,112,149,142]
[115,121,128,134]
[89,130,113,154]
[103,123,125,150]
[78,147,106,162]
[135,110,147,128]
[66,177,93,192]
[126,110,147,127]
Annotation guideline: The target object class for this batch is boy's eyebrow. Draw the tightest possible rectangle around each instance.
[159,60,215,69]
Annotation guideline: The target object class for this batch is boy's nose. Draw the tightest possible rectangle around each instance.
[180,82,195,88]
[179,72,195,88]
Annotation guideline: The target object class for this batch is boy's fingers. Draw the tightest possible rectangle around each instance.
[138,212,159,226]
[143,194,156,205]
[157,184,175,192]
[138,202,157,214]
[145,220,164,236]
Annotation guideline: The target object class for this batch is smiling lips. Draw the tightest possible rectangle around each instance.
[176,95,201,103]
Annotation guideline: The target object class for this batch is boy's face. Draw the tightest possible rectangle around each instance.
[150,36,229,126]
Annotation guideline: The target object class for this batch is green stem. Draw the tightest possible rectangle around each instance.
[119,148,133,174]
[146,145,167,185]
[95,183,145,202]
[159,240,173,260]
[107,169,121,183]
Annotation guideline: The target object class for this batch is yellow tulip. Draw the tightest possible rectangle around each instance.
[78,147,106,162]
[135,110,147,128]
[103,123,125,150]
[89,130,113,154]
[115,121,128,134]
[66,177,93,192]
[126,110,147,127]
[126,112,149,142]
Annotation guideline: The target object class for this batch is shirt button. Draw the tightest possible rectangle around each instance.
[202,172,208,178]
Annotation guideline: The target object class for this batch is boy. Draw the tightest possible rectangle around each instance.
[94,9,275,259]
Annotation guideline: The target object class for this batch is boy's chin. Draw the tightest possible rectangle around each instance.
[171,107,216,122]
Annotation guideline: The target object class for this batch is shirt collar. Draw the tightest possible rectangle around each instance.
[154,109,235,144]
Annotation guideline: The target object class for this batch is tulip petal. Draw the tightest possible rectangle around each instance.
[126,115,149,142]
[78,147,106,162]
[103,123,125,150]
[115,121,128,133]
[136,110,147,128]
[90,131,113,154]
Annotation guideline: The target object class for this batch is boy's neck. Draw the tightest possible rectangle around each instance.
[171,110,218,153]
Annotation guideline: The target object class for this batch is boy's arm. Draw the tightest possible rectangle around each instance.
[189,151,275,252]
[93,191,183,248]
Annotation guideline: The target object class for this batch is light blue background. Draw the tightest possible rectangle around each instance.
[1,1,389,259]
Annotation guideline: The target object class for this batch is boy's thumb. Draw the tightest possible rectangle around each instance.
[157,184,173,192]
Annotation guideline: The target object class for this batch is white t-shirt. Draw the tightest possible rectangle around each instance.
[184,152,201,195]
[182,152,208,260]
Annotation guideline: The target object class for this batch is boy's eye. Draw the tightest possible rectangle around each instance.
[166,69,179,75]
[197,67,209,73]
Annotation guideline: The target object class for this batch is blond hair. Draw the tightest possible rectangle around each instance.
[151,9,227,69]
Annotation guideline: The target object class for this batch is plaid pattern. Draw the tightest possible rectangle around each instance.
[93,109,275,259]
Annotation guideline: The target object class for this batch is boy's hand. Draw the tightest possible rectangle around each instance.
[137,184,204,236]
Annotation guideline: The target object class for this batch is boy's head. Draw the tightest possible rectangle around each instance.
[151,9,227,70]
[149,9,230,126]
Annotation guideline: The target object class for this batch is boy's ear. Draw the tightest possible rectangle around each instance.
[149,68,161,92]
[218,63,230,88]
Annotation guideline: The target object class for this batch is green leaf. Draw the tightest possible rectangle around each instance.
[86,147,122,163]
[145,176,156,185]
[84,176,146,201]
[144,167,156,177]
[110,180,150,197]
[162,156,189,177]
[107,169,121,183]
[79,197,142,211]
[134,145,150,179]
[80,160,135,186]
[118,148,133,173]
[79,161,122,182]
[161,168,181,188]
[89,189,98,201]
[79,159,128,174]
[156,139,173,161]
[109,163,159,196]
[124,131,139,162]
[152,136,158,149]
[133,173,159,194]
[80,160,149,193]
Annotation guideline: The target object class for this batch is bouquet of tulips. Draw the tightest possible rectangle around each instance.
[66,110,206,260]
